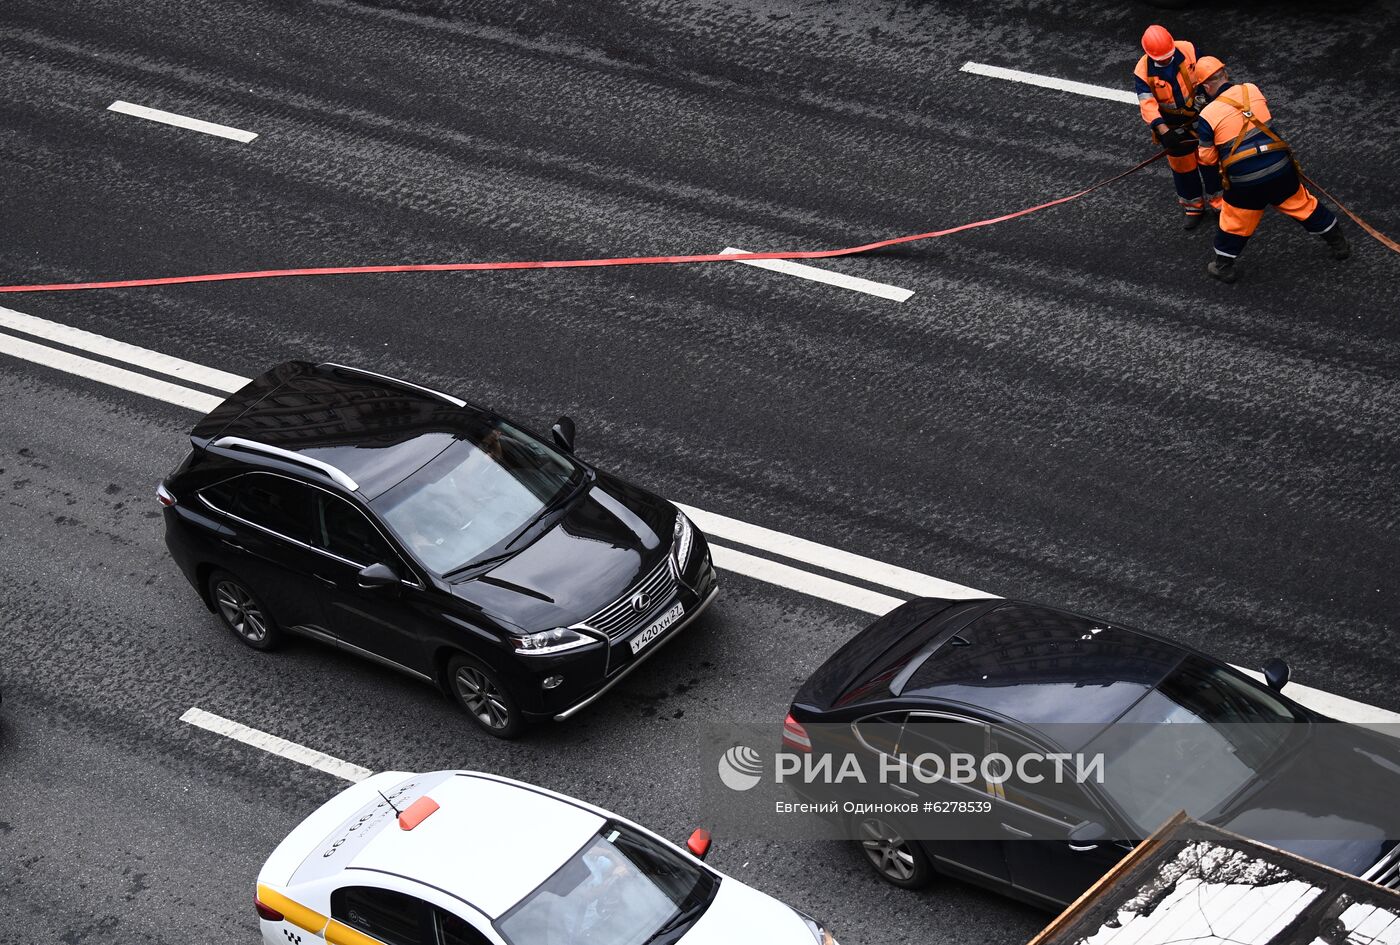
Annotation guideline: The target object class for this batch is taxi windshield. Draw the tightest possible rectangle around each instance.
[372,419,581,575]
[497,823,718,945]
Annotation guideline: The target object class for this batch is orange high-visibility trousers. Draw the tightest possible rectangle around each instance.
[1219,183,1321,237]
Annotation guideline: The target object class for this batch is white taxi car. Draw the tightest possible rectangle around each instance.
[256,769,837,945]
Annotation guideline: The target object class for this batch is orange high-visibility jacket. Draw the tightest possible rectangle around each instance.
[1133,40,1200,128]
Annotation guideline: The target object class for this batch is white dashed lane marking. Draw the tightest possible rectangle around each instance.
[107,100,259,143]
[181,707,371,782]
[720,248,914,302]
[959,62,1139,106]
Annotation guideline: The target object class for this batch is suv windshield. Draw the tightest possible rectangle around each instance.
[1089,656,1306,833]
[372,419,581,574]
[497,823,718,945]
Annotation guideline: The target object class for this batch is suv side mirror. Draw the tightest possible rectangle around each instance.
[1068,820,1108,852]
[357,562,400,589]
[551,416,576,453]
[686,828,712,860]
[1262,658,1291,692]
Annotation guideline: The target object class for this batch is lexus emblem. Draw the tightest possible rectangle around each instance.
[630,592,650,613]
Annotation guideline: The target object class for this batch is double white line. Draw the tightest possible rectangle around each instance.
[2,305,1398,728]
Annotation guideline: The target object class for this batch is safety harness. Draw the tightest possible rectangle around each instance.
[1216,85,1294,189]
[1155,58,1200,125]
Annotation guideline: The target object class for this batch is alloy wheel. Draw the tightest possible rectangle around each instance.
[214,580,268,644]
[859,817,917,882]
[454,665,511,730]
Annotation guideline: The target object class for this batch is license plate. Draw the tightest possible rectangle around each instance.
[630,602,684,655]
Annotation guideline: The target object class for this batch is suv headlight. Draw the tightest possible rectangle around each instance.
[671,511,694,572]
[799,916,837,945]
[511,627,593,656]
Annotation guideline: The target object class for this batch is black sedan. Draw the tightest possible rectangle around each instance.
[160,361,718,738]
[785,597,1400,908]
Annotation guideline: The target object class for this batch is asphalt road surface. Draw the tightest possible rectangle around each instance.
[2,1,1399,942]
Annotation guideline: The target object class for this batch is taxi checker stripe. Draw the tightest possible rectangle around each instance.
[256,884,328,935]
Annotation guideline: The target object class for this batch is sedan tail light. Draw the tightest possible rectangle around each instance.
[254,894,283,922]
[782,713,812,752]
[156,483,176,507]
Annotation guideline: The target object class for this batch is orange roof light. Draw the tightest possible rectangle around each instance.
[398,796,440,831]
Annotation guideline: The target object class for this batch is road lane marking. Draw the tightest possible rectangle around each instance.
[181,707,371,781]
[680,503,987,600]
[720,248,914,302]
[3,310,1398,727]
[959,62,1138,106]
[0,306,247,393]
[107,100,259,143]
[710,545,907,615]
[0,330,223,412]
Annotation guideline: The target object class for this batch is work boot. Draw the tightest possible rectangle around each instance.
[1183,210,1207,231]
[1207,256,1238,283]
[1322,225,1351,261]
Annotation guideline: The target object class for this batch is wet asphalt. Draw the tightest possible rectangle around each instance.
[1,0,1398,942]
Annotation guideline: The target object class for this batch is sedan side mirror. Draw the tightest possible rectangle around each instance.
[551,415,576,453]
[686,828,712,860]
[1262,658,1291,692]
[1068,820,1108,852]
[357,562,400,589]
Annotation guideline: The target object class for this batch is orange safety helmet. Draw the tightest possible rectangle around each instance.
[1141,24,1176,60]
[1194,55,1227,85]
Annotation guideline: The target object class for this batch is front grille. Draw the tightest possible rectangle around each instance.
[1364,844,1400,890]
[579,558,679,641]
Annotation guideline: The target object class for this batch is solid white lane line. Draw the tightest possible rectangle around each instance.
[679,503,991,601]
[0,331,222,413]
[5,314,1398,727]
[720,248,914,302]
[710,545,905,615]
[181,707,371,782]
[107,100,259,143]
[0,306,247,393]
[959,62,1138,106]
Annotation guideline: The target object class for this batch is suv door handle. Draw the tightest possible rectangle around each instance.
[221,540,247,553]
[1001,823,1033,838]
[314,573,337,586]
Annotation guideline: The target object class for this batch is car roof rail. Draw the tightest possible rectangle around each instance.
[316,362,467,408]
[209,436,360,492]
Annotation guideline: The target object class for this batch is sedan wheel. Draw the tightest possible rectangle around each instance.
[857,816,932,889]
[447,655,526,739]
[208,570,281,651]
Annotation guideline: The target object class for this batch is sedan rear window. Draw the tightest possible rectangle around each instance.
[372,420,580,574]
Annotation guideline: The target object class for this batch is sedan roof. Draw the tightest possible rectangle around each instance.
[901,601,1187,731]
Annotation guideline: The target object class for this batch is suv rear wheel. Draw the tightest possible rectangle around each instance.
[208,569,282,651]
[447,654,526,739]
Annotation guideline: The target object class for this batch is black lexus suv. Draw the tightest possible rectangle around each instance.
[160,361,718,738]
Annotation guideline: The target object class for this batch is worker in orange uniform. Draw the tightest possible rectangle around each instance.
[1134,25,1221,229]
[1192,56,1349,283]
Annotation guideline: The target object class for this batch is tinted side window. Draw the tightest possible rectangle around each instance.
[317,494,398,566]
[899,717,993,794]
[330,886,425,945]
[993,731,1100,826]
[220,474,315,544]
[435,908,490,945]
[854,713,907,755]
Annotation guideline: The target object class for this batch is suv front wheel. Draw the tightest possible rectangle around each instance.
[447,654,527,739]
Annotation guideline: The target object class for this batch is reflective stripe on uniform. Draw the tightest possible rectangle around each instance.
[256,885,329,935]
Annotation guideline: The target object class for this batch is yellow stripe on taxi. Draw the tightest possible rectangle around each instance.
[256,884,328,935]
